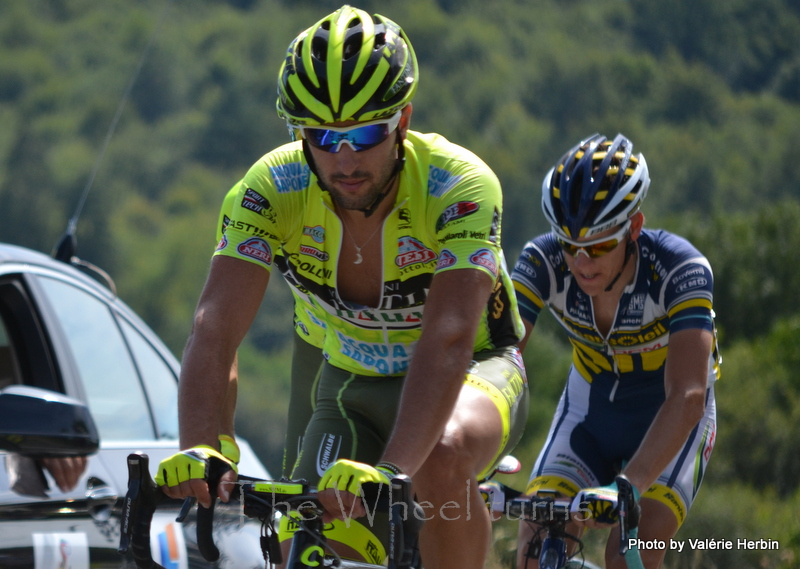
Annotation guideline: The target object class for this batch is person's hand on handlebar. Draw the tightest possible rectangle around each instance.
[317,459,391,522]
[155,444,238,508]
[570,479,641,529]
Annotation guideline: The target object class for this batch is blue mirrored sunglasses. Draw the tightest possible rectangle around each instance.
[292,111,402,153]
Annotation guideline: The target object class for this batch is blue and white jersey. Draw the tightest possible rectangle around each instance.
[512,229,720,390]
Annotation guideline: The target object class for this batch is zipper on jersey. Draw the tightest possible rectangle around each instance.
[589,300,623,403]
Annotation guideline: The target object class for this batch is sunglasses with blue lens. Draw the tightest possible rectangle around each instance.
[292,111,403,153]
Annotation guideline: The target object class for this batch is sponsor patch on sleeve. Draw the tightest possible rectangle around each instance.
[469,248,498,277]
[435,249,458,270]
[237,237,273,267]
[215,234,228,252]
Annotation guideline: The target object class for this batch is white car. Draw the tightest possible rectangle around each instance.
[0,242,268,569]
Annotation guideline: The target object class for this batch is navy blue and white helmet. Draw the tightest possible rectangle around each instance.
[542,133,650,240]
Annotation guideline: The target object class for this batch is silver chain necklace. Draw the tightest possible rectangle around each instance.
[341,217,382,264]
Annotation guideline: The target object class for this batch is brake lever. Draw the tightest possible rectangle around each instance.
[615,475,640,555]
[119,452,167,569]
[175,497,195,523]
[195,456,236,562]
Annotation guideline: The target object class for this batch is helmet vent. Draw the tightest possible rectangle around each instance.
[343,32,362,59]
[311,37,327,61]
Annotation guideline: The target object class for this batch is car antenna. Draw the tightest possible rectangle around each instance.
[52,0,176,291]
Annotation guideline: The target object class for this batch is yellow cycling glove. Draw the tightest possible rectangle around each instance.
[155,445,237,488]
[318,459,391,494]
[218,435,240,465]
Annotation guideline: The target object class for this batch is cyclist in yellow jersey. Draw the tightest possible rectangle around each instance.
[156,6,528,568]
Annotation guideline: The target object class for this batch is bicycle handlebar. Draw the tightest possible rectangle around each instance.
[118,452,424,569]
[504,474,641,558]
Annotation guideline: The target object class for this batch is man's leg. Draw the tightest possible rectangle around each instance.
[413,385,502,568]
[413,349,528,569]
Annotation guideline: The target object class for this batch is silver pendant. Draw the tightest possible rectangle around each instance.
[354,252,363,264]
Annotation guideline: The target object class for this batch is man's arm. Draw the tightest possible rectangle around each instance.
[380,267,495,476]
[620,327,711,494]
[517,319,535,352]
[162,255,269,505]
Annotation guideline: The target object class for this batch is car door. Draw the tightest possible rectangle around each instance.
[0,254,267,569]
[0,270,122,568]
[0,259,193,569]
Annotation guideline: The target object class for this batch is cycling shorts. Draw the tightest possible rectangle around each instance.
[526,366,716,527]
[292,345,528,485]
[282,333,325,476]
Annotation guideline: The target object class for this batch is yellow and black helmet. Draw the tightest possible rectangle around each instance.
[541,133,650,240]
[276,5,418,126]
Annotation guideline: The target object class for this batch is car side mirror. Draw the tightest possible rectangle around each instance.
[0,385,99,457]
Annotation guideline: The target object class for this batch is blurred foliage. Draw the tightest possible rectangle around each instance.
[2,1,800,565]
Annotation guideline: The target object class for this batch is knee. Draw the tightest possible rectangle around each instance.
[414,431,474,497]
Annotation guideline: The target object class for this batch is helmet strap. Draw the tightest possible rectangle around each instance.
[604,239,637,293]
[360,134,405,218]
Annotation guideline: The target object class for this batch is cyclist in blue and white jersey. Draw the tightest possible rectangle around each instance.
[512,134,720,569]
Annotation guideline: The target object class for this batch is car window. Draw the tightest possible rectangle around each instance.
[118,317,179,440]
[0,316,18,389]
[36,276,157,441]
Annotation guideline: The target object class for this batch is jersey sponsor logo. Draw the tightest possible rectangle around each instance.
[293,258,332,280]
[398,208,412,229]
[436,249,457,270]
[237,237,272,266]
[335,330,411,375]
[469,248,498,276]
[269,162,310,193]
[395,236,437,269]
[514,259,536,278]
[672,266,706,285]
[221,214,231,234]
[303,225,325,243]
[676,277,708,293]
[437,229,488,244]
[332,306,424,327]
[306,308,327,329]
[226,219,277,240]
[215,234,228,252]
[640,245,669,281]
[241,188,276,221]
[626,293,646,316]
[428,166,463,198]
[435,201,479,232]
[381,275,431,310]
[300,244,329,262]
[609,321,668,348]
[316,433,342,477]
